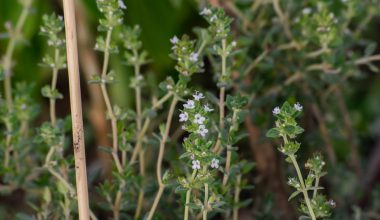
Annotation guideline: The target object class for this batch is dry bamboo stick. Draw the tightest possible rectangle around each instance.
[62,0,90,219]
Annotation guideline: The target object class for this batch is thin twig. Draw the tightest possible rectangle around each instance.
[146,96,178,220]
[232,174,242,220]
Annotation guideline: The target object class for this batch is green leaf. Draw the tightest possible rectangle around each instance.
[288,190,301,201]
[284,125,296,135]
[281,101,292,114]
[266,128,280,138]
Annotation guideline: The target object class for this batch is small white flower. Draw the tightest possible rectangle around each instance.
[199,8,212,16]
[328,199,336,207]
[189,52,199,62]
[190,154,195,160]
[210,15,217,22]
[118,0,127,9]
[183,100,195,109]
[197,124,208,137]
[170,35,179,44]
[58,15,63,21]
[294,102,303,111]
[272,107,280,115]
[179,112,189,122]
[193,91,204,101]
[211,158,219,169]
[192,160,201,170]
[204,104,214,112]
[194,114,205,124]
[231,41,237,47]
[302,7,312,15]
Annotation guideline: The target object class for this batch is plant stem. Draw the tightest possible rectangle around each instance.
[133,50,145,219]
[50,48,60,126]
[213,39,227,153]
[2,0,32,111]
[233,174,242,220]
[184,170,197,220]
[96,27,124,174]
[129,92,173,164]
[313,176,320,199]
[62,0,90,218]
[223,110,238,186]
[146,96,178,220]
[113,180,126,220]
[272,0,293,41]
[97,28,125,219]
[147,185,164,220]
[184,189,192,220]
[203,183,209,220]
[289,154,316,220]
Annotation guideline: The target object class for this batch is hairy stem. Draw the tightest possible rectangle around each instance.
[233,174,242,220]
[289,154,316,220]
[146,96,178,220]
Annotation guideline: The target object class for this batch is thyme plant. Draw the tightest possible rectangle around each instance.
[2,0,380,219]
[267,102,335,219]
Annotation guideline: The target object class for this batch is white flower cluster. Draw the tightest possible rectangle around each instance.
[180,91,214,138]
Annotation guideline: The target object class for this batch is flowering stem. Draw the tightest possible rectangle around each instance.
[146,96,178,220]
[232,174,242,220]
[288,152,316,220]
[184,170,197,220]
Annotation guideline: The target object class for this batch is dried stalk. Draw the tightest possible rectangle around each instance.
[62,0,90,218]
